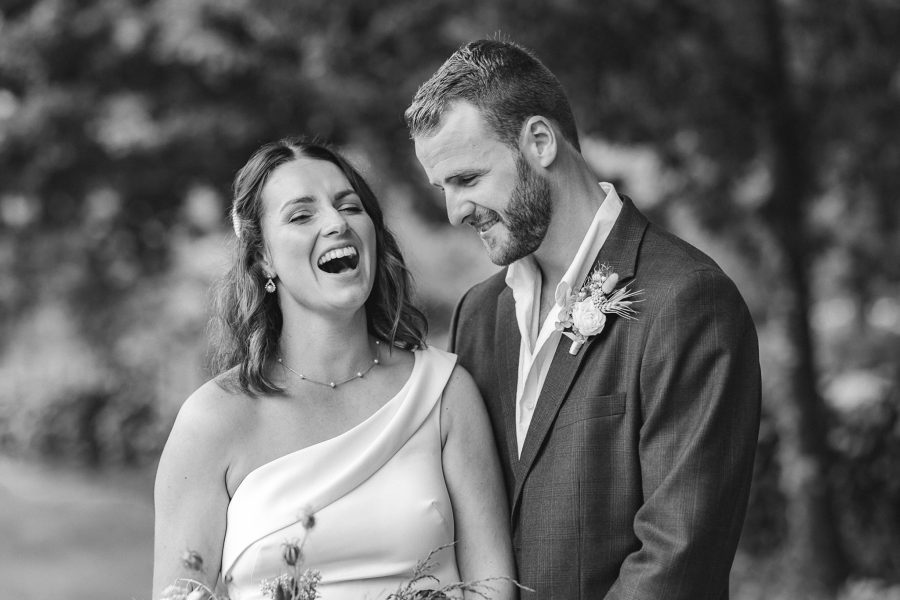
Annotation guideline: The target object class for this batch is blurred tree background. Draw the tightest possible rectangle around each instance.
[0,1,898,599]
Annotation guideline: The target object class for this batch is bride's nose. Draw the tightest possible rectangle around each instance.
[321,208,349,237]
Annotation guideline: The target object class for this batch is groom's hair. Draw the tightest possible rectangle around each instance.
[405,39,580,151]
[209,136,427,396]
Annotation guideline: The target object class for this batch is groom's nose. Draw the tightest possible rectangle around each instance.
[445,189,474,227]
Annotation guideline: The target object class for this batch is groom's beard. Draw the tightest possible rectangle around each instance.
[487,153,553,266]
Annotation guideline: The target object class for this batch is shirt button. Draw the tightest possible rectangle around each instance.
[224,574,233,583]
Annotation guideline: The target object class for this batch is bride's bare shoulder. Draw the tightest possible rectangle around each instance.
[162,370,260,464]
[185,368,255,415]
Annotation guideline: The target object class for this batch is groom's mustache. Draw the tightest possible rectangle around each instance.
[466,208,501,230]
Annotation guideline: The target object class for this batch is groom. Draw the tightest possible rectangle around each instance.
[406,40,761,599]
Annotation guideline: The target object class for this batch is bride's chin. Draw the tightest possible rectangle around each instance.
[324,292,371,315]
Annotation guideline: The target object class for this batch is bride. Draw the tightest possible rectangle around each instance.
[152,138,516,599]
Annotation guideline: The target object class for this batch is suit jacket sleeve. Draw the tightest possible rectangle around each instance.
[605,268,761,599]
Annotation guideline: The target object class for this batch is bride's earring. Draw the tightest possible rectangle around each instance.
[265,277,276,294]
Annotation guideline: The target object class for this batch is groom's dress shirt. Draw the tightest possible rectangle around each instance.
[505,182,623,455]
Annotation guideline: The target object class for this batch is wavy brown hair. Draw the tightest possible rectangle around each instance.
[209,137,427,395]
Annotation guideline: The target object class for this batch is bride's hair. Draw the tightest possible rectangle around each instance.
[208,136,427,396]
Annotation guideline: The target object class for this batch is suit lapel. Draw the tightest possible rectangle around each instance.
[495,287,521,471]
[595,195,646,286]
[511,197,649,512]
[513,331,599,485]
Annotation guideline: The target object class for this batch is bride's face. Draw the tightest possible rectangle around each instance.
[258,157,377,317]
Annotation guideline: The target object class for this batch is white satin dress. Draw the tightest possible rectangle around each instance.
[221,347,462,600]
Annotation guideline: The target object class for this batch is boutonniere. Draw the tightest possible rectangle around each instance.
[555,263,644,355]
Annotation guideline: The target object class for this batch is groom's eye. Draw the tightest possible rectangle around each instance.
[459,174,477,185]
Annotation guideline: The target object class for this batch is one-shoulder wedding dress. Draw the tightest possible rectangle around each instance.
[221,347,461,600]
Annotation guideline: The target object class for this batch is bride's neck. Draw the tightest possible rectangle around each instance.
[277,309,376,380]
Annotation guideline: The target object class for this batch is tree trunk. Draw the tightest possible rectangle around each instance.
[760,0,849,595]
[772,235,849,596]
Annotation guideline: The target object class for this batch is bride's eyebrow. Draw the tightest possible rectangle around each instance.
[279,197,315,213]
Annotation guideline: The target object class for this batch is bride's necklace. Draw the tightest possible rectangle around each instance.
[278,340,381,390]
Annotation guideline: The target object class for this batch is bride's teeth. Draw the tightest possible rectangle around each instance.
[317,246,358,267]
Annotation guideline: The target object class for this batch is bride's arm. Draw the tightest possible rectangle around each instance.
[152,382,234,598]
[441,365,518,600]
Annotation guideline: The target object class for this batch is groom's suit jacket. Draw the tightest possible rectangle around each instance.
[450,198,760,600]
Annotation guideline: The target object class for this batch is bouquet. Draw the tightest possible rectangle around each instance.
[159,510,526,600]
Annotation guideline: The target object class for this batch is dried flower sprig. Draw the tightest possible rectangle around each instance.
[386,544,533,600]
[259,506,319,600]
[260,570,322,600]
[157,550,223,600]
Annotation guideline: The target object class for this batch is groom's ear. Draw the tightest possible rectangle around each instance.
[520,116,558,169]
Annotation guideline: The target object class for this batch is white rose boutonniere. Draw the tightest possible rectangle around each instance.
[555,263,644,355]
[571,299,607,336]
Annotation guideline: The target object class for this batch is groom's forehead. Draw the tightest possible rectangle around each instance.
[437,101,492,135]
[414,106,503,167]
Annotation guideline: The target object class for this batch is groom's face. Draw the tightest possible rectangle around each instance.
[414,102,552,266]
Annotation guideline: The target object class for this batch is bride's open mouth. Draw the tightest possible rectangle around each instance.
[317,245,360,274]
